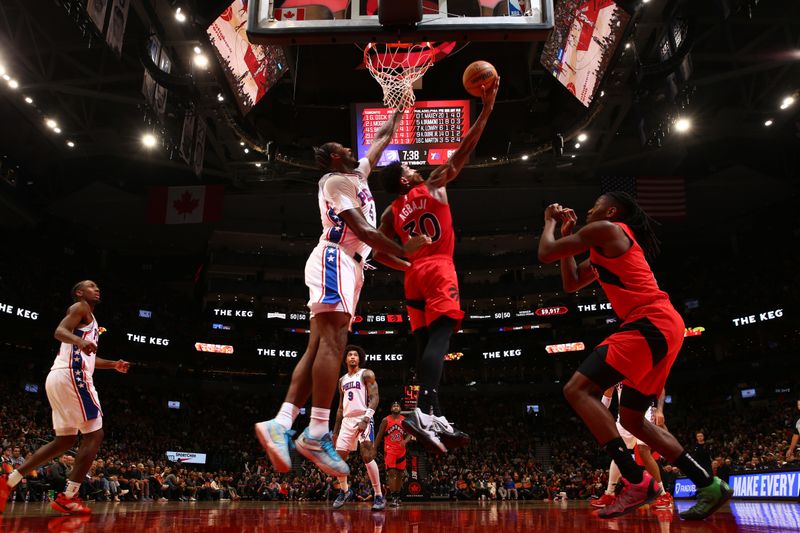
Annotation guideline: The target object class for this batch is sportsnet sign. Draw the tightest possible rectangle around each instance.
[166,451,207,464]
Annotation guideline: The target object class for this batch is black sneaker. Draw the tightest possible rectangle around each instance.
[402,408,447,454]
[389,497,401,508]
[431,415,470,449]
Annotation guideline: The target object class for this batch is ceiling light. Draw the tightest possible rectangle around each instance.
[1,74,9,81]
[24,96,33,104]
[764,119,773,127]
[244,148,250,154]
[491,156,497,161]
[574,142,581,149]
[142,133,157,148]
[674,117,691,133]
[0,65,4,76]
[45,119,58,129]
[53,127,62,134]
[521,154,529,160]
[194,46,202,55]
[570,154,576,158]
[780,96,795,110]
[577,133,587,142]
[239,141,245,146]
[255,163,262,168]
[175,7,187,23]
[67,141,75,148]
[194,54,209,68]
[624,43,631,50]
[217,93,225,102]
[8,79,19,89]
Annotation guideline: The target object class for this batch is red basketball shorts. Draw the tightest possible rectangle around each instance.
[385,449,407,470]
[404,256,464,332]
[599,299,685,396]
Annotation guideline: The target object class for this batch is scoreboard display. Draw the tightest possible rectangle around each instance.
[353,100,471,167]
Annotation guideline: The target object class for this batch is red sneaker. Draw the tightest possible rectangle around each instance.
[0,476,10,514]
[598,471,660,519]
[590,492,616,508]
[50,493,92,515]
[654,492,673,509]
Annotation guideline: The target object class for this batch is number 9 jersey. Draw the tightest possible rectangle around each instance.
[391,183,464,332]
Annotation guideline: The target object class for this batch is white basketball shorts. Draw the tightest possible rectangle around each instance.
[305,243,364,318]
[46,369,103,436]
[336,416,374,452]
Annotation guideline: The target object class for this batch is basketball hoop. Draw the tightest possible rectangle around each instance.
[364,42,435,111]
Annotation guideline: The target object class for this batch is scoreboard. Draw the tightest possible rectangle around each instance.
[353,100,471,167]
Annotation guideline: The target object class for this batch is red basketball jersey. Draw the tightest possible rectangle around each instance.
[588,222,670,321]
[383,415,407,452]
[391,184,455,261]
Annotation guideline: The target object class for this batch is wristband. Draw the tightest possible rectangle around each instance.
[364,408,375,420]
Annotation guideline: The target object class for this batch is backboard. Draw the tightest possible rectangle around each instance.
[247,0,554,45]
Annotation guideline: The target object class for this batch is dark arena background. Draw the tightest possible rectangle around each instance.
[1,0,799,532]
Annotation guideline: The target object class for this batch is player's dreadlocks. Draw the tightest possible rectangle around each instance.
[605,191,661,263]
[312,142,339,171]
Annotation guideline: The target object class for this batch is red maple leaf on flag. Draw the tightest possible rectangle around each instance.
[283,10,295,19]
[173,190,199,216]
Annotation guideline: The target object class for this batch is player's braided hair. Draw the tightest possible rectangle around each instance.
[604,191,661,262]
[313,142,339,171]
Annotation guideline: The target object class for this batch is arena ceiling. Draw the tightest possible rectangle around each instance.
[0,0,798,245]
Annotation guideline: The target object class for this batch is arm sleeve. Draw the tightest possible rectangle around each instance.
[355,157,371,177]
[323,175,360,215]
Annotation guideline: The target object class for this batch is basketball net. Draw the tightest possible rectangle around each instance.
[364,42,435,111]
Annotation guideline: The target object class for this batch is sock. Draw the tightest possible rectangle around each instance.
[65,480,81,499]
[603,438,643,484]
[275,402,300,431]
[417,317,455,417]
[674,451,713,489]
[606,461,621,494]
[309,407,331,439]
[365,460,382,497]
[7,470,23,488]
[338,476,349,492]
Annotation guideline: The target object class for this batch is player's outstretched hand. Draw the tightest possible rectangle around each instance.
[114,360,130,373]
[544,203,564,223]
[481,77,500,110]
[560,208,577,236]
[403,234,432,255]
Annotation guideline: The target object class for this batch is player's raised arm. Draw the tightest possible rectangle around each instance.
[427,78,499,189]
[365,110,403,169]
[556,208,598,293]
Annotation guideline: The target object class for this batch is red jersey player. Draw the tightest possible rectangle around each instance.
[537,193,732,520]
[374,401,411,507]
[376,78,499,454]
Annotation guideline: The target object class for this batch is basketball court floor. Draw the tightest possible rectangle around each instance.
[2,500,798,532]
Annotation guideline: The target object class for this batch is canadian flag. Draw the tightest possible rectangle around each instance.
[147,185,224,224]
[274,8,305,21]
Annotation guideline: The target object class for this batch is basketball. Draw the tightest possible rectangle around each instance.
[462,61,498,97]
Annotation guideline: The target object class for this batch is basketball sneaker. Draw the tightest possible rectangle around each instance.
[372,494,386,511]
[332,488,354,509]
[402,408,446,455]
[390,497,401,508]
[0,475,10,514]
[653,491,674,509]
[678,477,733,520]
[295,429,350,477]
[50,493,92,515]
[254,419,296,473]
[431,415,470,449]
[590,492,616,508]
[598,471,660,519]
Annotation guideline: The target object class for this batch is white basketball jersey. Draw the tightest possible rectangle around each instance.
[616,384,654,422]
[317,157,375,261]
[340,369,369,417]
[51,315,99,379]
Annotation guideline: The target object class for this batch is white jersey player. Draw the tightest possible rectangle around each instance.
[331,345,385,510]
[255,111,430,481]
[0,280,130,516]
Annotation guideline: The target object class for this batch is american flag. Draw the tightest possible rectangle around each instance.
[600,176,687,220]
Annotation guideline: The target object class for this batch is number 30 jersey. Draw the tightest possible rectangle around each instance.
[340,369,369,418]
[391,183,455,262]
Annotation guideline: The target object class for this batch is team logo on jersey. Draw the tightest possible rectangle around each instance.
[448,286,459,301]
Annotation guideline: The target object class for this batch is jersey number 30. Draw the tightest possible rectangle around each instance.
[402,213,441,242]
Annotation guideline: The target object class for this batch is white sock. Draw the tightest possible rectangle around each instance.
[7,470,23,488]
[366,460,382,497]
[275,402,300,431]
[607,461,621,494]
[338,476,349,492]
[417,409,432,427]
[65,480,81,499]
[309,407,331,439]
